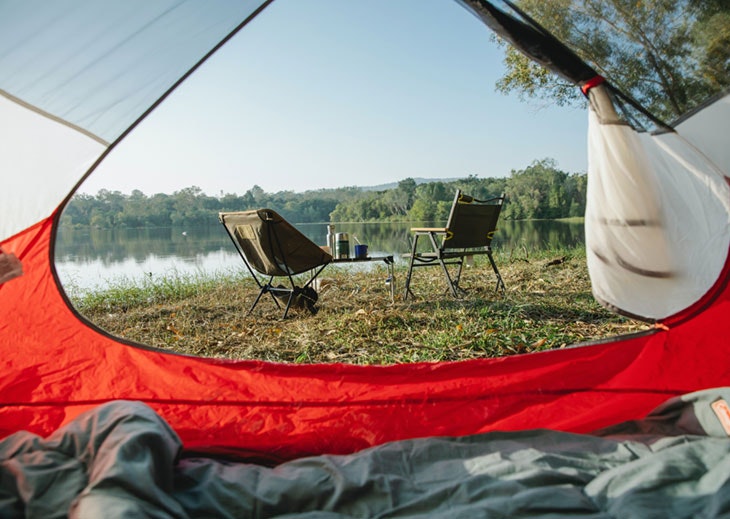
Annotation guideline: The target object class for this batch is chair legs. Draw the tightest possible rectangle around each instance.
[403,234,420,301]
[438,258,462,298]
[248,287,268,315]
[487,251,506,294]
[404,256,466,300]
[404,233,463,300]
[404,233,505,300]
[247,277,320,319]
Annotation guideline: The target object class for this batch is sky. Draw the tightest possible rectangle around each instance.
[81,0,589,197]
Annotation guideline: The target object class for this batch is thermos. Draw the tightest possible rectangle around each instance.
[335,232,350,259]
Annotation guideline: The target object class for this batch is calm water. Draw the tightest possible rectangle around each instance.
[55,220,584,293]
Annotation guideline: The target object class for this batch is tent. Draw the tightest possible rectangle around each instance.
[1,0,729,512]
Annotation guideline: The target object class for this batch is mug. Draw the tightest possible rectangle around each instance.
[354,244,368,259]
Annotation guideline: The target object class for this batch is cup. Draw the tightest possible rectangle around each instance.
[354,244,368,259]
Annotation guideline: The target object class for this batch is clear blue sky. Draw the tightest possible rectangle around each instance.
[82,0,588,196]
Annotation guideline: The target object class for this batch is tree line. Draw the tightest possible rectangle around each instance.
[60,158,586,229]
[498,1,729,125]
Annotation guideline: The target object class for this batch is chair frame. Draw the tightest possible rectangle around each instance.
[219,209,332,319]
[403,190,505,300]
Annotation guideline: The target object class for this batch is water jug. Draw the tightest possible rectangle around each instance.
[326,224,336,254]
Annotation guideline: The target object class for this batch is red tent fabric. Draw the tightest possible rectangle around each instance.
[2,215,729,460]
[1,1,729,461]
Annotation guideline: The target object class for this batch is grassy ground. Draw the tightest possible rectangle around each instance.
[71,246,651,364]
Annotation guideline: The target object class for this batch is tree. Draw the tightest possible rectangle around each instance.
[147,194,173,227]
[408,182,451,222]
[394,178,417,214]
[454,175,507,202]
[94,189,125,226]
[691,2,730,90]
[116,189,147,228]
[495,1,730,122]
[248,185,265,204]
[502,158,578,220]
[60,193,95,227]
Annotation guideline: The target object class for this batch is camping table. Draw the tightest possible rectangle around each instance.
[330,255,396,302]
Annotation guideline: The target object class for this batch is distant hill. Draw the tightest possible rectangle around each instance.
[360,177,460,192]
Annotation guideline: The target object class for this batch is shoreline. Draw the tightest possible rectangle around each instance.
[70,246,649,365]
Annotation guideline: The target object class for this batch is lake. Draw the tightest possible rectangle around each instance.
[55,220,584,293]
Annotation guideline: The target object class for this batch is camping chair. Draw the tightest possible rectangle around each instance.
[219,209,333,318]
[403,190,505,300]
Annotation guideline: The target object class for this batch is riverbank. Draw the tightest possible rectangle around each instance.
[70,246,650,364]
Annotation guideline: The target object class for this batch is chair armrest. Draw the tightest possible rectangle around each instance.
[410,227,447,233]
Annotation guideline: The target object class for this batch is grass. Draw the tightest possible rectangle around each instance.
[70,246,651,364]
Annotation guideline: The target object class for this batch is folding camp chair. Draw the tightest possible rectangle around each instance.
[403,190,505,300]
[219,209,333,318]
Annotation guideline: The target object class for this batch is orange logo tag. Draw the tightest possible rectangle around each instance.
[711,399,730,436]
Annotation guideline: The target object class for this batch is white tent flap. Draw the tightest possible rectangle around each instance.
[586,88,730,320]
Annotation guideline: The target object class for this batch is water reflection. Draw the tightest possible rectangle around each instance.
[55,220,584,292]
[55,226,232,266]
[497,220,585,250]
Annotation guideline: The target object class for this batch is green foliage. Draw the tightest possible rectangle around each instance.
[496,1,730,122]
[330,163,583,224]
[502,159,586,220]
[331,175,514,224]
[62,159,585,228]
[61,184,357,229]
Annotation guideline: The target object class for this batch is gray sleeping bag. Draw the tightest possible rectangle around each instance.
[2,388,730,518]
